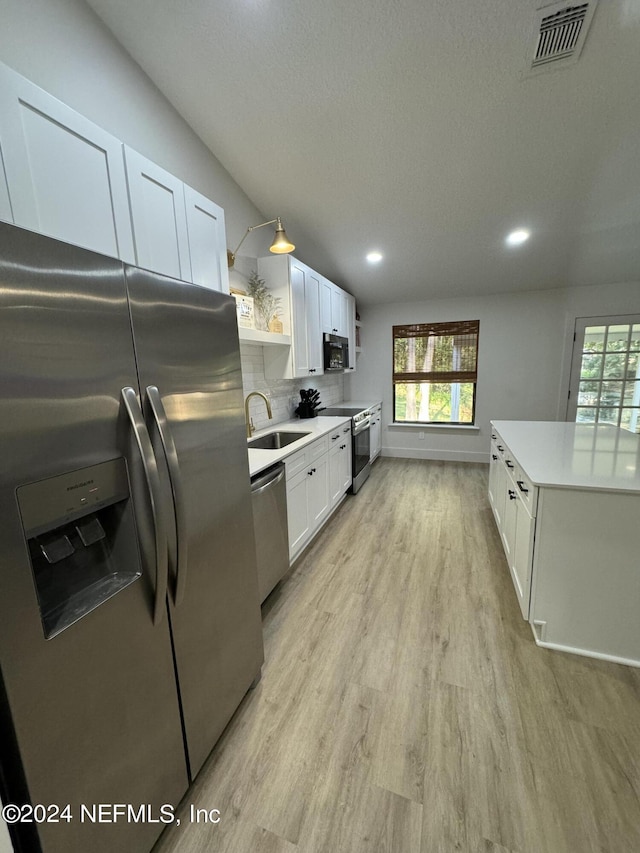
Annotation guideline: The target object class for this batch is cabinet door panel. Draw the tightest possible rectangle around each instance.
[287,470,310,556]
[308,453,330,527]
[0,143,13,223]
[330,286,342,334]
[290,262,310,376]
[512,503,535,618]
[305,270,323,373]
[340,440,352,494]
[329,441,343,506]
[345,292,356,372]
[320,278,332,333]
[0,64,135,261]
[124,146,191,280]
[184,185,229,293]
[501,475,517,561]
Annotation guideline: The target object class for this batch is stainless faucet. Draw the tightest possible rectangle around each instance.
[244,391,273,437]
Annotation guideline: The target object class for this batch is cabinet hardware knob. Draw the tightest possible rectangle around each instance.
[517,480,529,494]
[332,435,338,440]
[506,461,514,469]
[492,454,498,460]
[508,490,517,500]
[308,470,313,476]
[491,434,496,439]
[497,445,504,451]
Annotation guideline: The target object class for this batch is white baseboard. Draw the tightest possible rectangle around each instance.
[381,447,488,464]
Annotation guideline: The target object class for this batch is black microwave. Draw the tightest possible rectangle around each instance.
[323,333,349,372]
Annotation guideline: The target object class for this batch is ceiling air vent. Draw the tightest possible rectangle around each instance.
[529,1,598,72]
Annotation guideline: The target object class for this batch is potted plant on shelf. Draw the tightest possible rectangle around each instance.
[247,270,283,333]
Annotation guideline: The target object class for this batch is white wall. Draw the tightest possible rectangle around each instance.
[347,281,640,462]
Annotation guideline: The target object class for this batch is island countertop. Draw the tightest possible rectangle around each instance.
[491,420,640,493]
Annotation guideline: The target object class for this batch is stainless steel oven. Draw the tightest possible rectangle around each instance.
[321,406,371,493]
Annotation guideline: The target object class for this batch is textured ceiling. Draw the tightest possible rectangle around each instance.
[85,0,640,305]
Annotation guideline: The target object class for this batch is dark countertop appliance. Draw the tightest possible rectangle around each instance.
[321,406,371,493]
[323,333,349,372]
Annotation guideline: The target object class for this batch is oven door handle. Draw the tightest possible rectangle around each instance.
[353,417,371,436]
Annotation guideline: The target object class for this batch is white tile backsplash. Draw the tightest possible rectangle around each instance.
[240,343,345,431]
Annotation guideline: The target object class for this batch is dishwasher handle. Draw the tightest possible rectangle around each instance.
[251,463,285,495]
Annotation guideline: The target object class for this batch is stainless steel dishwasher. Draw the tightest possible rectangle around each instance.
[250,462,289,604]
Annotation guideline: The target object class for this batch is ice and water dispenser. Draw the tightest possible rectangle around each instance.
[16,458,142,639]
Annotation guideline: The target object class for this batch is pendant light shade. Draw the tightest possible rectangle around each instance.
[269,217,295,254]
[227,217,295,267]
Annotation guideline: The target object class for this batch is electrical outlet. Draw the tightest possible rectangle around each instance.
[418,431,425,440]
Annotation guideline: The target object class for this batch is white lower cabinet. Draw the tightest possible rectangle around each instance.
[329,424,352,507]
[489,420,640,667]
[284,424,350,561]
[490,427,538,621]
[308,452,330,527]
[285,435,329,560]
[286,466,311,557]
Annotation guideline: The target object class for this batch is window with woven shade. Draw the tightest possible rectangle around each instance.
[393,320,479,424]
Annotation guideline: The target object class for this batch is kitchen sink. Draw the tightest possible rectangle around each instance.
[248,431,310,450]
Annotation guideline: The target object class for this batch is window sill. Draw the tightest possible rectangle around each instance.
[389,422,480,431]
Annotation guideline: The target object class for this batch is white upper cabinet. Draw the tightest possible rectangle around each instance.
[183,185,229,293]
[258,255,324,379]
[125,148,229,292]
[124,146,191,281]
[345,292,356,373]
[0,62,135,261]
[320,277,347,337]
[0,63,229,291]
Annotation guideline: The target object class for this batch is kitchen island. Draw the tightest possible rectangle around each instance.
[489,420,640,667]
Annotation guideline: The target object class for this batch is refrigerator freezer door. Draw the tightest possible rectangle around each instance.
[125,265,264,778]
[0,224,188,853]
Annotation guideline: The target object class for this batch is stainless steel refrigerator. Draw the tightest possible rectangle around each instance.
[0,222,264,853]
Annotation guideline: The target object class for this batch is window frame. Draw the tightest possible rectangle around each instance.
[392,319,480,426]
[567,314,640,432]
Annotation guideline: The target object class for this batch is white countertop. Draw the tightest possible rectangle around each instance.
[492,420,640,493]
[247,416,351,477]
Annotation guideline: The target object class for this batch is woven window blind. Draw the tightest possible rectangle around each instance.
[393,320,480,384]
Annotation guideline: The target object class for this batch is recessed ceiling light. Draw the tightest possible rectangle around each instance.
[366,251,383,263]
[506,229,530,246]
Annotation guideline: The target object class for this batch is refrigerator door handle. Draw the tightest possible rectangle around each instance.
[145,385,188,606]
[121,386,169,624]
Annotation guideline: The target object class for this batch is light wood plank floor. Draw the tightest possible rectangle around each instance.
[154,458,640,853]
